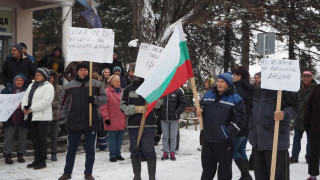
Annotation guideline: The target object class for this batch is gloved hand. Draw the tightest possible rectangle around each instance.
[225,139,233,151]
[2,121,9,128]
[87,96,95,103]
[105,119,110,125]
[23,120,29,128]
[135,106,146,114]
[304,124,311,132]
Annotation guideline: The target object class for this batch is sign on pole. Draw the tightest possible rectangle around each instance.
[257,33,275,56]
[0,92,25,122]
[67,27,115,63]
[261,58,300,92]
[135,43,164,79]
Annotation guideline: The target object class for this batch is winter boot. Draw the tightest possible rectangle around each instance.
[17,153,25,163]
[34,162,47,170]
[147,158,157,180]
[84,174,95,180]
[235,158,253,180]
[4,153,13,164]
[161,152,169,160]
[58,172,71,180]
[170,152,176,161]
[51,154,57,161]
[248,153,254,171]
[131,158,141,180]
[289,156,298,164]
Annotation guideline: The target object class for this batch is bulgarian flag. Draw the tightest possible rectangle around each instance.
[136,23,194,116]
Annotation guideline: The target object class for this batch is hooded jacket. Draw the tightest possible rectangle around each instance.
[60,75,107,132]
[39,47,65,74]
[50,70,63,120]
[159,88,186,120]
[201,85,246,143]
[249,87,298,151]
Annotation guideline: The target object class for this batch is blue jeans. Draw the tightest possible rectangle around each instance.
[108,130,125,158]
[233,136,248,160]
[64,130,97,174]
[292,128,310,158]
[128,127,156,160]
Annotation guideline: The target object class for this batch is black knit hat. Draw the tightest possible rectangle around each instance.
[76,63,89,72]
[36,67,50,80]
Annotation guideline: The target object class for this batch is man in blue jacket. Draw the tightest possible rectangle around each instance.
[197,72,246,180]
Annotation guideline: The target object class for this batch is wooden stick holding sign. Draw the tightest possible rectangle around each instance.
[190,77,203,130]
[137,102,148,146]
[270,90,282,180]
[89,61,93,127]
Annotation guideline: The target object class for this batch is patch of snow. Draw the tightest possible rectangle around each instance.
[128,39,139,47]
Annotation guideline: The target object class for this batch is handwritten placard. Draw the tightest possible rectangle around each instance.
[0,92,25,122]
[67,27,115,63]
[135,43,164,78]
[261,58,300,92]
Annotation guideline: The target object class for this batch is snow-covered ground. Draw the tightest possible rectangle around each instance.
[0,125,309,180]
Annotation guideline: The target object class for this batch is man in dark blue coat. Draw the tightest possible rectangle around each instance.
[197,72,246,180]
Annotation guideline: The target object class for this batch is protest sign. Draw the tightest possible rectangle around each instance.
[0,92,25,122]
[67,27,115,63]
[261,58,300,92]
[135,43,164,78]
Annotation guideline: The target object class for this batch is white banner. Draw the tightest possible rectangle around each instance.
[135,43,164,78]
[0,92,26,122]
[67,27,115,63]
[261,58,300,92]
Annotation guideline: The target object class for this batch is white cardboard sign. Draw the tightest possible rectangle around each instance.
[261,58,300,92]
[0,92,26,122]
[67,27,115,63]
[135,43,164,78]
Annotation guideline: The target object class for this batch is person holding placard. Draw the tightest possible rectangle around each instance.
[197,72,246,180]
[2,73,28,164]
[304,83,320,180]
[248,85,297,180]
[58,63,107,180]
[22,67,54,170]
[290,71,317,164]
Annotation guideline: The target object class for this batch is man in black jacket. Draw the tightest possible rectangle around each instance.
[197,72,246,180]
[159,88,186,161]
[2,44,36,86]
[58,63,107,180]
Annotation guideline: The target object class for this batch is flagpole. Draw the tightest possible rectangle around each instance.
[137,102,148,146]
[89,61,93,127]
[190,77,203,130]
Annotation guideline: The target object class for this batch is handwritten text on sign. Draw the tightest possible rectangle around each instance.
[67,27,115,63]
[0,92,25,122]
[261,58,300,92]
[135,43,164,78]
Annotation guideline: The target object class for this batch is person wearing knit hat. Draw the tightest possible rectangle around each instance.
[19,42,35,63]
[100,74,126,162]
[13,44,23,54]
[113,66,127,88]
[76,62,89,73]
[197,71,246,180]
[36,67,50,81]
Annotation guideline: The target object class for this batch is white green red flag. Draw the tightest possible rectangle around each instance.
[136,23,194,116]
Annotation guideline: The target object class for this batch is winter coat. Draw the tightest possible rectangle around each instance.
[64,62,78,82]
[234,79,254,137]
[39,53,65,74]
[60,76,107,132]
[200,85,246,143]
[293,79,317,131]
[304,85,320,134]
[120,79,161,128]
[50,70,62,120]
[120,75,127,88]
[21,81,54,121]
[100,86,126,131]
[1,56,36,86]
[101,59,124,76]
[159,88,186,120]
[1,82,27,125]
[249,87,298,151]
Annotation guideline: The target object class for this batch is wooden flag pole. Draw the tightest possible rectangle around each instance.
[190,77,203,130]
[89,62,93,127]
[270,90,282,180]
[137,102,148,146]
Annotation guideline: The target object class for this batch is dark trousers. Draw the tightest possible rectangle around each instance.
[154,120,162,143]
[292,128,310,159]
[128,128,156,160]
[199,130,204,146]
[64,130,97,174]
[308,132,320,176]
[201,140,233,180]
[30,121,49,165]
[49,120,59,154]
[253,150,290,180]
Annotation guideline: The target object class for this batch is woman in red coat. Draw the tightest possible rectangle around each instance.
[100,75,126,162]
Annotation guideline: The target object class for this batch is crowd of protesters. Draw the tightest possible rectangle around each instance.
[1,44,320,180]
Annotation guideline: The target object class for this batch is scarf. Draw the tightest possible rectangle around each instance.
[27,80,45,107]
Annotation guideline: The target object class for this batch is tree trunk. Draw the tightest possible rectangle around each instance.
[288,1,295,59]
[224,7,231,72]
[241,18,250,70]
